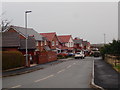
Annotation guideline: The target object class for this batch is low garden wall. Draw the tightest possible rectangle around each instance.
[105,54,120,72]
[38,51,57,64]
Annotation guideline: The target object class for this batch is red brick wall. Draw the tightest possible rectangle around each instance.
[3,48,18,51]
[38,51,57,64]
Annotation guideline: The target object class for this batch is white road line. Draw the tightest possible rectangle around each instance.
[11,85,21,88]
[34,74,54,82]
[67,65,72,69]
[57,69,65,74]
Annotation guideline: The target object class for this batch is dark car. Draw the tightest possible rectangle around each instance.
[93,51,100,57]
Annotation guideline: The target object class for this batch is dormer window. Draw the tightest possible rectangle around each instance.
[52,41,54,46]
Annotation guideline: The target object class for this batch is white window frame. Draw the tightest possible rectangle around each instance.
[41,41,43,46]
[45,40,47,45]
[52,41,54,46]
[36,41,38,46]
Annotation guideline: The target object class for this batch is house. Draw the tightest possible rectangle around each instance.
[58,35,74,53]
[2,31,20,51]
[3,25,57,65]
[40,32,61,53]
[82,41,91,50]
[73,37,83,52]
[82,41,91,56]
[2,31,36,66]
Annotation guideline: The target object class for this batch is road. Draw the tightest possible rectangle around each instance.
[2,57,94,88]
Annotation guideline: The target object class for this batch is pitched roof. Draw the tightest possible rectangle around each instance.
[2,31,36,49]
[20,36,36,49]
[44,46,51,51]
[74,39,83,44]
[58,35,71,43]
[82,41,89,46]
[2,32,20,47]
[40,32,56,41]
[5,25,43,41]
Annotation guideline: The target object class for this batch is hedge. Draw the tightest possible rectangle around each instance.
[2,51,25,70]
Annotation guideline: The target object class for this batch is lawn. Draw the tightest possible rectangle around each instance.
[114,65,120,72]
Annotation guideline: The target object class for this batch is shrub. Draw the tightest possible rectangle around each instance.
[100,40,120,59]
[2,51,25,70]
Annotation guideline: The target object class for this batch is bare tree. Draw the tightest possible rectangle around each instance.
[1,19,11,31]
[0,12,12,32]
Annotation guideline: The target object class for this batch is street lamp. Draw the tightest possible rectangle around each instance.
[25,10,32,67]
[104,33,106,45]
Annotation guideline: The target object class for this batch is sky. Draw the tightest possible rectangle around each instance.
[2,2,118,44]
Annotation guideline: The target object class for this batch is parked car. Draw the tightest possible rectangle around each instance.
[68,53,75,56]
[57,52,68,57]
[74,51,85,59]
[93,51,100,57]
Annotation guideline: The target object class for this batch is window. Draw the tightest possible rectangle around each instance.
[56,41,58,45]
[68,42,70,47]
[41,41,43,46]
[36,41,38,46]
[71,42,73,47]
[52,41,54,46]
[45,40,47,45]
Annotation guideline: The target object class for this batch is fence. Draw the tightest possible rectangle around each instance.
[105,54,120,66]
[105,54,120,72]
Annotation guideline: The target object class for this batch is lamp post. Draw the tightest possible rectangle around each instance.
[104,33,106,45]
[25,10,32,67]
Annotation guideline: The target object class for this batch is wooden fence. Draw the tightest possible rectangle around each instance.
[105,54,120,67]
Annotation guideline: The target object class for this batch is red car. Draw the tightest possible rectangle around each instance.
[57,52,68,57]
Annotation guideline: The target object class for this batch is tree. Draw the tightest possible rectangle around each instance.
[0,12,12,31]
[100,40,120,59]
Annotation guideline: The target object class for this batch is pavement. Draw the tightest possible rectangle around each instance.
[2,58,73,77]
[94,57,120,89]
[2,57,94,88]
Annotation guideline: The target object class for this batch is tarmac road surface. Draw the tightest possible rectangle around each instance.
[2,57,94,88]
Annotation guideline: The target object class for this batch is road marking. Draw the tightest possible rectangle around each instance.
[57,69,65,74]
[11,85,21,88]
[67,65,72,69]
[34,74,54,82]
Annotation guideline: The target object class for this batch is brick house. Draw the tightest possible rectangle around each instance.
[2,31,36,66]
[82,41,91,56]
[3,26,55,64]
[82,41,91,50]
[73,37,83,53]
[57,35,74,53]
[40,32,61,53]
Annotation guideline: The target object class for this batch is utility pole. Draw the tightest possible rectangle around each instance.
[104,33,106,45]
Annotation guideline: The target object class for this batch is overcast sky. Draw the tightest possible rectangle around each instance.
[2,2,118,44]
